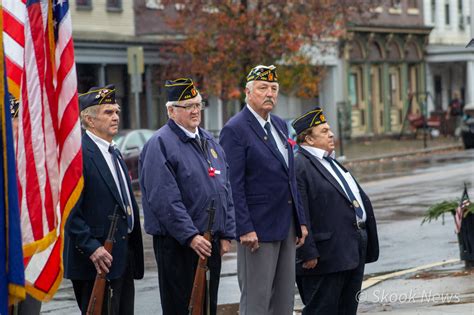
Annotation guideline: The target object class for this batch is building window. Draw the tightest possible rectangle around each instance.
[408,0,417,8]
[431,0,436,23]
[76,0,91,9]
[445,2,450,25]
[349,73,358,107]
[389,0,402,14]
[107,0,122,11]
[389,70,400,107]
[458,0,464,30]
[390,0,401,8]
[349,67,364,108]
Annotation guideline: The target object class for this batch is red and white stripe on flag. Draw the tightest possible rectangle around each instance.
[6,0,83,300]
[2,0,26,100]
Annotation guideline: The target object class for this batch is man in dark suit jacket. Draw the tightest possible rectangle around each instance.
[292,107,379,315]
[64,85,144,314]
[220,65,307,315]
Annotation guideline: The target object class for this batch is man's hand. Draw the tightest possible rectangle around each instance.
[190,235,212,260]
[89,246,113,274]
[240,231,259,252]
[296,225,308,248]
[302,258,318,269]
[220,239,231,256]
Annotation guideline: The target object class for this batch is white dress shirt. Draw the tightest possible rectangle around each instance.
[246,104,288,166]
[301,145,366,222]
[175,123,199,139]
[86,130,134,231]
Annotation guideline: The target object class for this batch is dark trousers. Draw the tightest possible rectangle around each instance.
[71,250,135,315]
[296,229,368,315]
[153,235,222,315]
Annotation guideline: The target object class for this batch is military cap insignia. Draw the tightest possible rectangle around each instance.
[79,84,117,111]
[9,95,20,118]
[292,107,328,136]
[165,78,200,102]
[247,65,278,83]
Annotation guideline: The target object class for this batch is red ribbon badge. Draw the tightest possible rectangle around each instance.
[208,167,215,177]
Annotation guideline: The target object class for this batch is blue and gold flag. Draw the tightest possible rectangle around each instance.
[0,12,25,313]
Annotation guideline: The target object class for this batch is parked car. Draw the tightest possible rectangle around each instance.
[461,103,474,149]
[113,129,155,186]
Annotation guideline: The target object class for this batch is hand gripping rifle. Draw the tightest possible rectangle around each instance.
[188,200,216,315]
[87,205,119,315]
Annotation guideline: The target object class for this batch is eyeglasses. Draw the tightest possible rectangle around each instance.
[172,102,205,111]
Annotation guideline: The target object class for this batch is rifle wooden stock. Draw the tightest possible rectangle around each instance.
[188,200,216,315]
[87,206,119,315]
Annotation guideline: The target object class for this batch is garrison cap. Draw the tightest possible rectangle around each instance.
[9,94,19,119]
[165,78,199,102]
[246,65,278,83]
[79,84,116,111]
[292,107,327,136]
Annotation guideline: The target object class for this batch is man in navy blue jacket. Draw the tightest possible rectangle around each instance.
[139,78,235,315]
[219,65,308,315]
[64,85,144,314]
[293,108,379,315]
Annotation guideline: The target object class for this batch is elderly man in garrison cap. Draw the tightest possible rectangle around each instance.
[139,78,235,315]
[64,84,144,314]
[219,65,308,315]
[292,108,379,315]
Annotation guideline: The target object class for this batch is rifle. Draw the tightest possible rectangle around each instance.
[87,206,119,315]
[188,200,216,315]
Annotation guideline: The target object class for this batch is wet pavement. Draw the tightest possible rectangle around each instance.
[40,142,473,314]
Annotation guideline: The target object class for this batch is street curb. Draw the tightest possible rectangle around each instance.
[342,144,463,164]
[361,258,460,291]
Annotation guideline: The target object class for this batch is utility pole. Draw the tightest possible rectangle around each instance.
[127,46,144,129]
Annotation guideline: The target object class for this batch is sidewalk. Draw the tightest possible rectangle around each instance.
[338,136,463,162]
[354,260,474,314]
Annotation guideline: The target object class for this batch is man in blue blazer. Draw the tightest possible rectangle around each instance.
[64,85,144,314]
[292,108,379,315]
[220,65,308,315]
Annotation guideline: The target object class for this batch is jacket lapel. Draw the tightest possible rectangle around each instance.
[244,107,288,172]
[299,147,350,202]
[84,134,124,209]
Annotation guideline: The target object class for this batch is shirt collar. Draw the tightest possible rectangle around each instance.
[246,104,271,129]
[301,145,335,160]
[175,122,199,139]
[86,130,115,151]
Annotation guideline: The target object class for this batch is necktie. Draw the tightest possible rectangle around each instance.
[195,134,205,151]
[323,156,363,219]
[109,145,133,230]
[264,122,286,165]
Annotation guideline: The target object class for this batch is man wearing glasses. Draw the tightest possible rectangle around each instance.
[139,78,236,315]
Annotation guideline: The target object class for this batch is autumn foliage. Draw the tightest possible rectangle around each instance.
[153,0,380,101]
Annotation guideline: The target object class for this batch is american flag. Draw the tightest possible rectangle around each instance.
[454,184,470,234]
[3,0,83,300]
[2,0,25,100]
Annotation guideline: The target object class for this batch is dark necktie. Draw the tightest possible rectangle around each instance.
[109,145,133,230]
[195,134,205,152]
[323,156,363,219]
[264,122,286,166]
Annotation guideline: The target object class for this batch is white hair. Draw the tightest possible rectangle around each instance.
[80,105,99,129]
[244,81,254,104]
